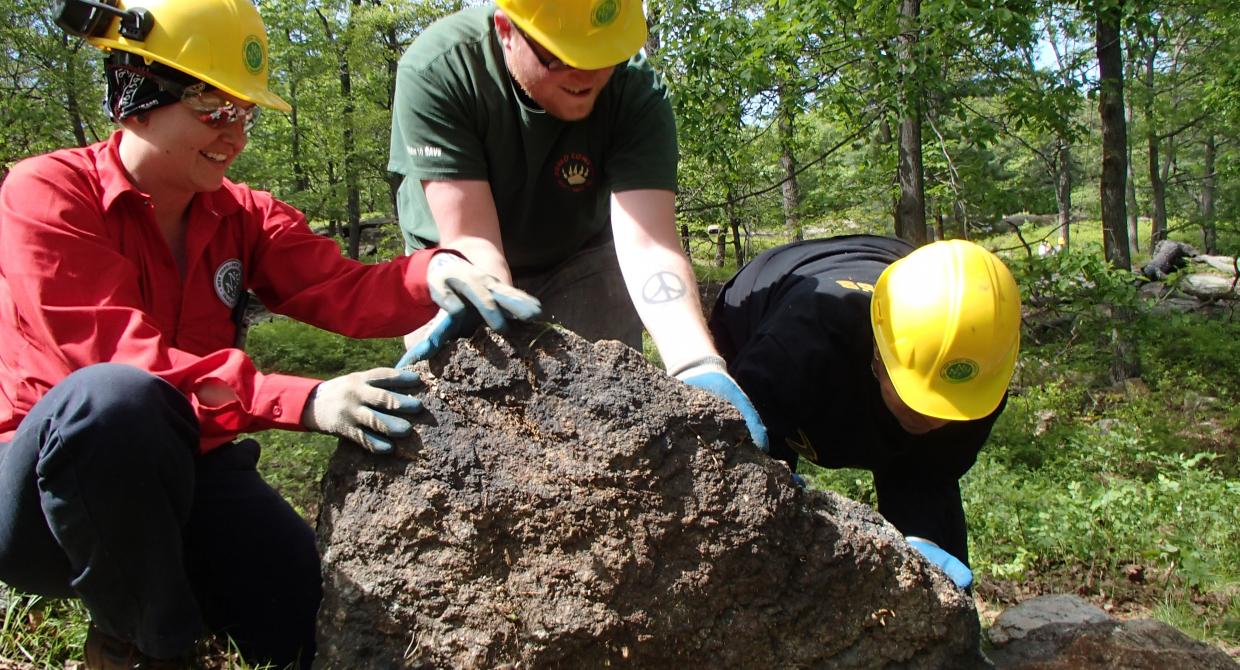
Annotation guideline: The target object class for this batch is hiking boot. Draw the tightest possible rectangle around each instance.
[84,624,192,670]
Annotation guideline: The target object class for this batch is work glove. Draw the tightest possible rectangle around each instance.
[426,253,541,331]
[906,536,973,590]
[397,254,542,368]
[672,356,770,453]
[301,368,424,454]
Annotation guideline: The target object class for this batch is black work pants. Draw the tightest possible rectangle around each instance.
[0,363,320,668]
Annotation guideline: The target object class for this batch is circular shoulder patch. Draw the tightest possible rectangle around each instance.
[591,0,620,27]
[939,358,980,384]
[214,259,244,308]
[243,36,266,74]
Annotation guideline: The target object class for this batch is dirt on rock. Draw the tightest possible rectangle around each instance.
[313,323,985,669]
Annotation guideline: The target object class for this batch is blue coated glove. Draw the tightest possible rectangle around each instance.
[673,356,770,453]
[397,309,474,368]
[301,368,425,454]
[907,537,973,590]
[425,253,541,330]
[398,254,541,368]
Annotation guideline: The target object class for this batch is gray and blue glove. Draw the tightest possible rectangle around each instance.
[301,368,424,454]
[426,253,541,330]
[907,536,973,590]
[672,356,770,453]
[398,254,541,368]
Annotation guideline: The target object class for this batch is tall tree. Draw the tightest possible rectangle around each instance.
[1199,133,1216,253]
[895,0,928,245]
[1094,0,1132,269]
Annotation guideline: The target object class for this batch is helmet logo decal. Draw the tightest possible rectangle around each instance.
[554,153,594,192]
[940,359,980,384]
[591,0,620,27]
[214,259,244,308]
[243,36,265,74]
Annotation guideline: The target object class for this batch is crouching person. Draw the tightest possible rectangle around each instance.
[0,0,538,667]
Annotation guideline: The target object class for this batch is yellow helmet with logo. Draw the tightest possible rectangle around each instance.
[497,0,648,71]
[80,0,290,112]
[871,240,1022,421]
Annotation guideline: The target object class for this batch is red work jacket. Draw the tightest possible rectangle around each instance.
[0,132,442,451]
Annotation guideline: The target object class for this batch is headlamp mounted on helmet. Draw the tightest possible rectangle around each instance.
[54,0,153,42]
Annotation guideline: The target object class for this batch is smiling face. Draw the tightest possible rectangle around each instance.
[118,90,253,202]
[494,11,617,122]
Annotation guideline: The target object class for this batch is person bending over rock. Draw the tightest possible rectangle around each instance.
[388,0,768,450]
[708,235,1022,591]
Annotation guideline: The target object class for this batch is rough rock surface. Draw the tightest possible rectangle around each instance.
[986,595,1239,669]
[314,323,985,669]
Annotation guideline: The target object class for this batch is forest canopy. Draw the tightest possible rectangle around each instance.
[1,0,1235,262]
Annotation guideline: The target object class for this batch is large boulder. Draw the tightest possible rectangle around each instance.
[313,323,985,669]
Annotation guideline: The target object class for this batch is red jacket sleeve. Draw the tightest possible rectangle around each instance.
[0,151,444,450]
[235,188,445,338]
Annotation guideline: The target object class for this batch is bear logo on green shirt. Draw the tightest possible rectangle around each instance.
[554,153,594,192]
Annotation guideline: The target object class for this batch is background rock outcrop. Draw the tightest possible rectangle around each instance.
[987,595,1239,669]
[314,323,985,669]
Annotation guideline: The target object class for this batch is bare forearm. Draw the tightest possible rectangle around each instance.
[610,190,720,372]
[624,249,717,372]
[422,179,511,283]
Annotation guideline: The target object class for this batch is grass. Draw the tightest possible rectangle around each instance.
[3,219,1238,666]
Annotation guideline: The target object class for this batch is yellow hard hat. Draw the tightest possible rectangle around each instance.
[82,0,290,112]
[871,240,1022,421]
[497,0,648,71]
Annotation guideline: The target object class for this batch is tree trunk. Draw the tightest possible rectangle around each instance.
[777,86,803,242]
[289,78,308,194]
[895,0,927,246]
[1055,138,1073,249]
[1096,2,1132,270]
[1143,46,1167,250]
[1123,71,1139,257]
[726,187,744,268]
[1096,2,1139,382]
[954,200,968,240]
[1201,134,1216,254]
[327,161,340,238]
[644,1,661,55]
[319,6,363,259]
[61,34,88,147]
[385,23,402,219]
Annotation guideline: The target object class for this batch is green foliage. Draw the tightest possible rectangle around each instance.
[251,429,339,520]
[965,301,1240,648]
[244,318,404,377]
[0,593,87,667]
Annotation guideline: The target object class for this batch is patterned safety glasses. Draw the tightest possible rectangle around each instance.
[181,90,261,133]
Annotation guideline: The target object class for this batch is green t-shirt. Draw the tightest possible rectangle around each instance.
[387,4,678,274]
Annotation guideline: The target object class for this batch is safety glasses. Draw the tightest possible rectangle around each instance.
[111,65,261,133]
[512,24,571,72]
[181,90,261,133]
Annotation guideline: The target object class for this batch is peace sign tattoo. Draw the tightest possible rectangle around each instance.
[641,271,687,305]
